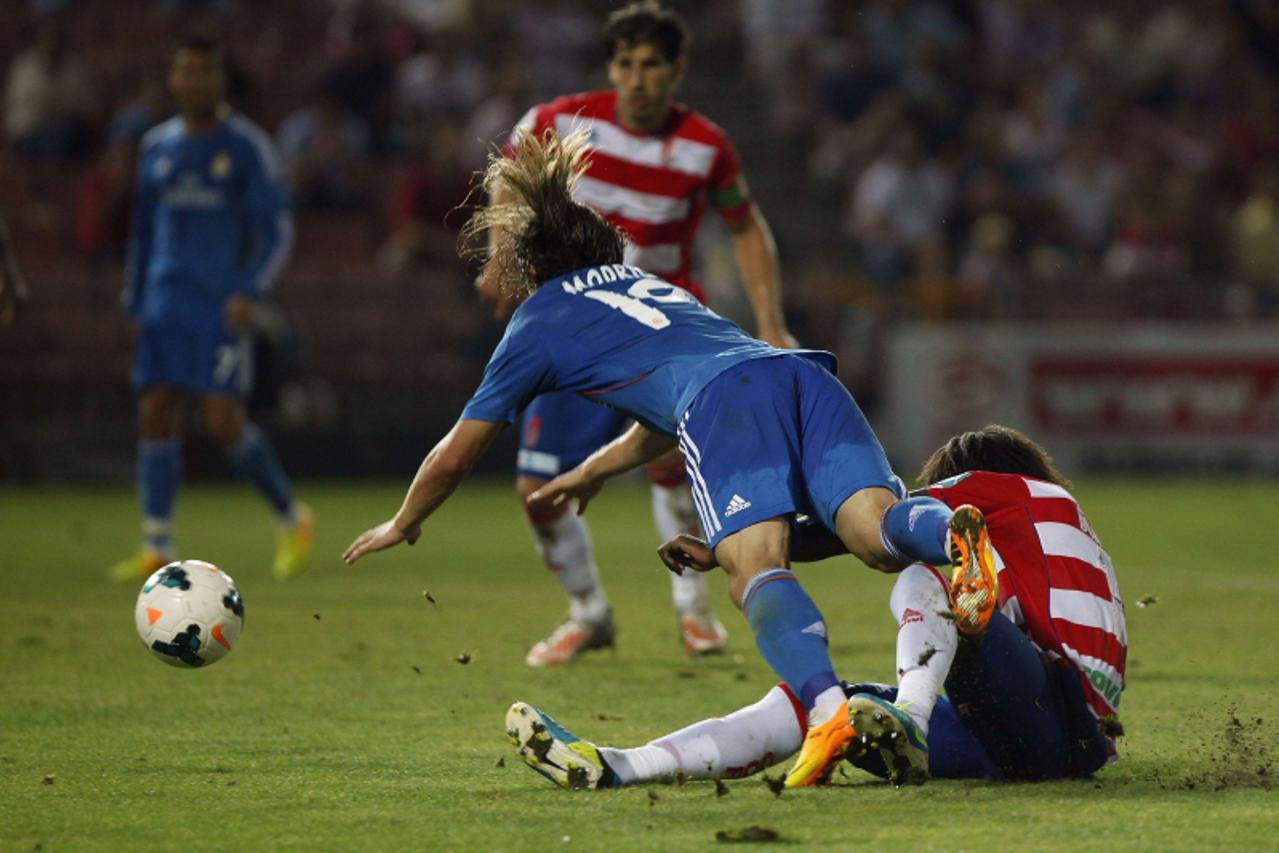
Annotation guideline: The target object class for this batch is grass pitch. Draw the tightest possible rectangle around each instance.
[1,478,1276,850]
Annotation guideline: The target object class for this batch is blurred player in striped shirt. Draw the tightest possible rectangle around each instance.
[475,3,796,666]
[508,425,1125,787]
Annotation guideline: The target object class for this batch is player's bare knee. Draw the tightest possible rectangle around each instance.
[138,388,181,439]
[834,486,906,573]
[201,398,245,450]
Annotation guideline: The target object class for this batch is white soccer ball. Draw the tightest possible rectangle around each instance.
[134,560,244,668]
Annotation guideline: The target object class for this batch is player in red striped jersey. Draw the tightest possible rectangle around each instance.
[474,4,796,666]
[506,425,1124,788]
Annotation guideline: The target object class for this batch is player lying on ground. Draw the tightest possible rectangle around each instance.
[507,426,1126,787]
[475,3,797,666]
[343,129,995,787]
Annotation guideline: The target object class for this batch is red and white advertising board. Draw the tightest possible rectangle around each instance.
[881,324,1279,474]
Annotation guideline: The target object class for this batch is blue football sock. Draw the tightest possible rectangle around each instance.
[226,423,295,520]
[880,496,952,565]
[741,569,839,710]
[138,438,179,553]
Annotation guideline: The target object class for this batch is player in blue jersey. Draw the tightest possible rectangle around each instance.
[111,37,313,583]
[343,129,998,788]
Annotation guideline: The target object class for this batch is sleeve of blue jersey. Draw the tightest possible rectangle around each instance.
[459,317,555,424]
[235,120,295,297]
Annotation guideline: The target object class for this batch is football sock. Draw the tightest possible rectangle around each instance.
[740,569,839,712]
[525,506,610,626]
[649,481,710,613]
[600,685,804,784]
[138,438,179,555]
[225,423,296,522]
[890,564,958,736]
[880,496,952,566]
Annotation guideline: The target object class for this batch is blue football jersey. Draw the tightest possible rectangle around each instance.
[460,264,836,435]
[124,112,294,328]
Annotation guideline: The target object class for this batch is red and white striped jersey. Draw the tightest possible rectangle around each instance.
[926,472,1127,724]
[508,90,752,301]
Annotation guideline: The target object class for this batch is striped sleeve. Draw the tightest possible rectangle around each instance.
[708,134,751,223]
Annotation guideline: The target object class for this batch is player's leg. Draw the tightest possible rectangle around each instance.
[645,450,727,655]
[841,682,994,781]
[845,562,961,783]
[517,393,624,666]
[943,611,1110,779]
[507,684,806,789]
[202,355,312,581]
[112,383,186,581]
[679,360,852,788]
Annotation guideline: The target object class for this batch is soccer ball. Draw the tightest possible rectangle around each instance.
[134,560,244,668]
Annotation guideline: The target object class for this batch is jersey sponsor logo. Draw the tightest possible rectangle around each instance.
[1081,663,1123,709]
[724,494,752,517]
[900,608,924,626]
[162,173,226,209]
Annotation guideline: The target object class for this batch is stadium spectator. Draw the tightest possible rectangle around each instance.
[276,77,373,213]
[378,123,469,273]
[1230,167,1279,313]
[847,121,954,285]
[3,19,97,159]
[75,129,138,265]
[111,36,312,583]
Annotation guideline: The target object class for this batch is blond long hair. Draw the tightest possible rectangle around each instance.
[462,129,624,300]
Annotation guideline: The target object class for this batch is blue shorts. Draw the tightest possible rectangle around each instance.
[676,355,900,549]
[517,391,629,480]
[133,323,253,397]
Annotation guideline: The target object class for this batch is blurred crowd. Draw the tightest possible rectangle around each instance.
[3,0,1279,353]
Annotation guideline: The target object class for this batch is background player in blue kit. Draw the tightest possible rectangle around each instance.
[343,129,998,788]
[111,36,313,583]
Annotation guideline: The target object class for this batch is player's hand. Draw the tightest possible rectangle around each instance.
[343,518,422,565]
[658,533,718,576]
[224,294,255,333]
[526,469,603,515]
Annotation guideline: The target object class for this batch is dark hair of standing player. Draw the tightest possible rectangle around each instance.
[918,424,1071,488]
[463,130,624,298]
[603,2,690,62]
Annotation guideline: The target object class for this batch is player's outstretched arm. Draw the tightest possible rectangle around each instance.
[344,419,504,564]
[527,423,678,515]
[729,205,797,349]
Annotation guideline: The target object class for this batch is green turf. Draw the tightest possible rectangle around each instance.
[1,478,1276,850]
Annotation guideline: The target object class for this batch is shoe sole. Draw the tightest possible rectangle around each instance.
[848,695,929,787]
[505,702,600,790]
[947,505,997,636]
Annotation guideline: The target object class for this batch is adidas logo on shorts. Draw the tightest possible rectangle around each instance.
[724,494,752,517]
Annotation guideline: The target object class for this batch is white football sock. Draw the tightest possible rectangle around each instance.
[526,509,610,626]
[889,564,958,736]
[600,685,804,784]
[650,482,710,613]
[812,684,848,722]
